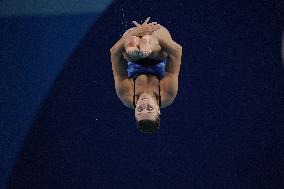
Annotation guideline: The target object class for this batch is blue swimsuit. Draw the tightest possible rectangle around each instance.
[127,58,167,80]
[127,58,167,108]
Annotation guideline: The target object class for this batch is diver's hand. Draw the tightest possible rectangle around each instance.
[128,17,161,37]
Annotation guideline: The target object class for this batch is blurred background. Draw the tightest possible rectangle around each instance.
[0,0,283,188]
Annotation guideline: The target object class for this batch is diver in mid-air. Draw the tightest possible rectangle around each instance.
[110,17,182,133]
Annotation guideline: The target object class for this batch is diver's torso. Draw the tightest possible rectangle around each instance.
[133,74,160,99]
[125,74,163,109]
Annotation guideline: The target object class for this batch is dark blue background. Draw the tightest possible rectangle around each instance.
[2,0,284,188]
[0,13,98,188]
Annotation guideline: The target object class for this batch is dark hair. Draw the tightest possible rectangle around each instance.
[135,114,160,133]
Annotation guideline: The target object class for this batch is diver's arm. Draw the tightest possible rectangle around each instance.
[158,35,182,98]
[156,36,182,62]
[158,36,182,74]
[110,33,132,81]
[110,47,133,103]
[110,35,133,106]
[110,35,126,59]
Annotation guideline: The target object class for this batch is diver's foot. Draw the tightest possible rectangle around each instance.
[126,47,140,59]
[139,35,152,58]
[125,36,141,60]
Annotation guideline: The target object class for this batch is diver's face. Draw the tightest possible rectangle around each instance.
[135,93,160,121]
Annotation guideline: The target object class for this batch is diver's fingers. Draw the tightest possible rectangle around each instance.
[132,21,140,26]
[143,17,151,25]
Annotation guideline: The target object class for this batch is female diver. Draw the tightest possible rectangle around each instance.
[110,17,182,133]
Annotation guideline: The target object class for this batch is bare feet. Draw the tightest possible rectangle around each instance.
[139,35,152,58]
[125,36,140,60]
[126,47,140,59]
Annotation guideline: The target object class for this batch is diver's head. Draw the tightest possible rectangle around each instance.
[135,93,161,133]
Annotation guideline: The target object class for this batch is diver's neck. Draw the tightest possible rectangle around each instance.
[136,91,159,105]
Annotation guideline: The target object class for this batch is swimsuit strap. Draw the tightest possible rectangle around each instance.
[133,78,161,109]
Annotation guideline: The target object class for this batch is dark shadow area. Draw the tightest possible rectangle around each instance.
[0,13,98,188]
[6,0,284,188]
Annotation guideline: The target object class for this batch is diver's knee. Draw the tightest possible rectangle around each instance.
[124,36,140,47]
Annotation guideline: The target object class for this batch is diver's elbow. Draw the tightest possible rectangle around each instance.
[177,44,182,54]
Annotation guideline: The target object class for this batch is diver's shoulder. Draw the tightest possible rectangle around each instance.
[160,89,176,108]
[117,90,135,109]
